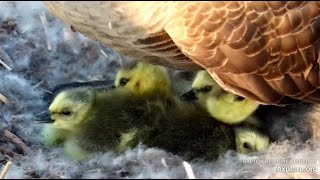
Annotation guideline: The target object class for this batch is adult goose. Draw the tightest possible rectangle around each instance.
[44,1,320,105]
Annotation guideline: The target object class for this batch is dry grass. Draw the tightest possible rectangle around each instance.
[0,92,10,105]
[0,161,12,179]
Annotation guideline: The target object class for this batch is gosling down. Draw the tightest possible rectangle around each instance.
[42,87,236,161]
[234,123,270,154]
[114,62,270,154]
[182,70,260,125]
[114,61,174,98]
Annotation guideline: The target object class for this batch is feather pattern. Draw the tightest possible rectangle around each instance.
[45,1,320,105]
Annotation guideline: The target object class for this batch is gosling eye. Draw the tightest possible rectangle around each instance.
[61,110,72,116]
[200,85,212,93]
[243,142,252,150]
[115,133,121,138]
[235,95,245,101]
[119,78,130,86]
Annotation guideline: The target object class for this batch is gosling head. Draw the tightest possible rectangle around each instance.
[182,70,260,124]
[181,70,224,104]
[48,88,94,131]
[114,62,172,97]
[234,125,270,154]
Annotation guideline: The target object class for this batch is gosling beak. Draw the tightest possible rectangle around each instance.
[34,110,54,124]
[180,89,198,101]
[51,79,116,95]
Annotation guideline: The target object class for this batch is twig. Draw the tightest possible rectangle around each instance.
[86,168,101,173]
[0,58,12,71]
[32,81,44,90]
[0,146,18,157]
[183,161,195,179]
[0,47,14,67]
[3,130,32,155]
[0,92,11,105]
[0,161,12,179]
[41,89,53,95]
[100,49,109,58]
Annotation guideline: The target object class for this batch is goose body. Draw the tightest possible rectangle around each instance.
[44,1,320,105]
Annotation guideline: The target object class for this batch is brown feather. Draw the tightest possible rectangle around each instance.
[45,1,320,105]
